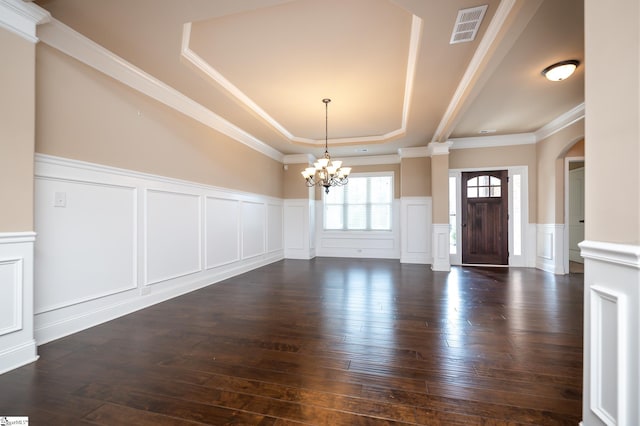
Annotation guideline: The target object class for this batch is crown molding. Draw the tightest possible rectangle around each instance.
[38,18,284,163]
[427,141,452,156]
[534,103,585,142]
[0,0,50,43]
[449,133,536,150]
[180,16,422,147]
[282,154,316,165]
[340,154,401,166]
[398,146,429,158]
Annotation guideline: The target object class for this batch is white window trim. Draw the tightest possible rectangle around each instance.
[322,171,395,232]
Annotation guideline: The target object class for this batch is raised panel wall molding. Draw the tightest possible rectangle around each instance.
[536,224,565,274]
[0,258,23,335]
[33,154,283,346]
[431,223,451,271]
[35,177,138,313]
[0,232,38,374]
[581,240,640,426]
[144,189,202,286]
[284,199,315,260]
[400,197,432,264]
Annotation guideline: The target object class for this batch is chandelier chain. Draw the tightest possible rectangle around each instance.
[300,98,352,193]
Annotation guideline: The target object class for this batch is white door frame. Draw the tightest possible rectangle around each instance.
[564,156,585,274]
[449,165,529,267]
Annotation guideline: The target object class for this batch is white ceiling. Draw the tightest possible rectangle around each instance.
[34,0,584,159]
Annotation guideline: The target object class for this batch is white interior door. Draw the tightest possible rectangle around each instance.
[568,166,585,263]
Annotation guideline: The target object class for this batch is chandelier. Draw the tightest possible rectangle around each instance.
[301,98,352,193]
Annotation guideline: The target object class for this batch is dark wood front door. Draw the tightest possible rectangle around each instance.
[461,170,508,265]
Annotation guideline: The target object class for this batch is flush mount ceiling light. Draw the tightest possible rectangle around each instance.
[541,60,580,81]
[301,99,351,194]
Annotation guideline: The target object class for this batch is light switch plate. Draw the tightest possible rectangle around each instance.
[54,192,66,207]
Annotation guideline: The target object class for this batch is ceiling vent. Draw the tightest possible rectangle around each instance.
[450,5,488,44]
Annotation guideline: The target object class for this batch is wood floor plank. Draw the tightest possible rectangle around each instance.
[0,260,583,424]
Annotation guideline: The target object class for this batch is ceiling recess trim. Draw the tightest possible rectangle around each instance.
[38,18,284,162]
[180,15,423,147]
[432,0,517,142]
[534,102,585,141]
[450,4,488,44]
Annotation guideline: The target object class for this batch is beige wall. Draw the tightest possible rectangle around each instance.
[536,121,585,224]
[400,157,431,197]
[431,154,449,223]
[585,0,640,244]
[450,144,537,222]
[36,44,283,198]
[552,138,585,223]
[565,138,584,157]
[314,163,401,200]
[0,29,35,232]
[284,163,313,199]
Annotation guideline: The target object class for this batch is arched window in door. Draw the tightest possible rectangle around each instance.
[466,175,502,198]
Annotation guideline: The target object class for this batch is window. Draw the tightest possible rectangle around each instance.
[512,173,522,256]
[323,174,393,230]
[449,176,457,254]
[466,175,501,198]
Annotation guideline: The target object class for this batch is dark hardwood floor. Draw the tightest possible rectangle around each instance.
[0,259,584,425]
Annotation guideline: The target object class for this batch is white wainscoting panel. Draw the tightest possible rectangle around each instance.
[267,203,283,253]
[431,223,451,271]
[0,233,38,374]
[33,154,283,346]
[400,197,432,264]
[590,285,624,425]
[35,178,137,312]
[0,258,23,335]
[285,205,304,250]
[283,199,315,259]
[315,200,400,259]
[581,240,640,426]
[145,189,201,285]
[536,224,565,274]
[242,201,266,259]
[205,197,240,268]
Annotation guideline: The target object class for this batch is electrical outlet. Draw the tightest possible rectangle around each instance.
[54,192,66,208]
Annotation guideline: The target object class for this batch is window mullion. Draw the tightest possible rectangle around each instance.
[366,179,371,230]
[343,185,348,230]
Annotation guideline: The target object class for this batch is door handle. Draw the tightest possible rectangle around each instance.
[579,220,584,223]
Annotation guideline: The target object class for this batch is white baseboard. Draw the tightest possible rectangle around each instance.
[35,251,282,344]
[0,340,38,375]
